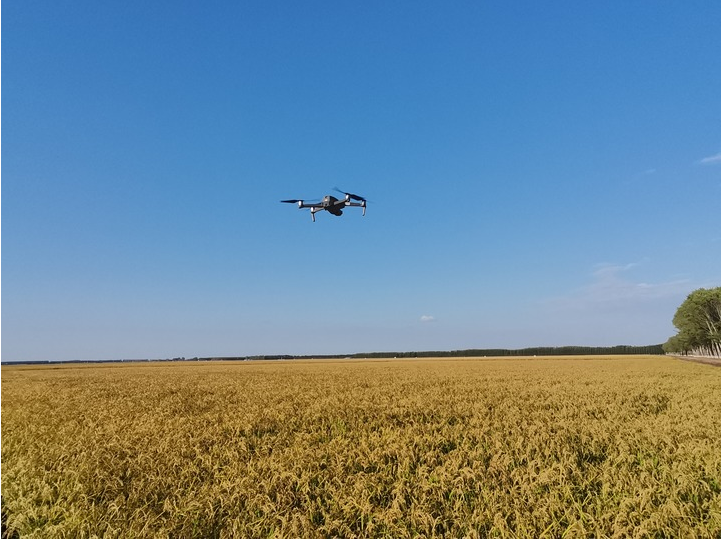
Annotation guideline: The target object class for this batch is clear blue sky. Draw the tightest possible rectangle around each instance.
[3,1,720,360]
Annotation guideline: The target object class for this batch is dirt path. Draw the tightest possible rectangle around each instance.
[670,355,721,367]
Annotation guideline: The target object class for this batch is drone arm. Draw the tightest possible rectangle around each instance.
[344,200,367,216]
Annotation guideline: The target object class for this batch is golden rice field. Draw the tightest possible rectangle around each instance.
[2,356,720,538]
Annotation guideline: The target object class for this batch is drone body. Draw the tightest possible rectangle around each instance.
[281,189,367,222]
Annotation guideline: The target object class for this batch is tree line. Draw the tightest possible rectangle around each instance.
[348,345,664,359]
[5,344,667,366]
[663,287,721,358]
[201,346,665,362]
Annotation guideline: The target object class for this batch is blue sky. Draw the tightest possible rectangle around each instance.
[3,1,720,360]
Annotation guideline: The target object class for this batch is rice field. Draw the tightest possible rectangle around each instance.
[2,356,720,538]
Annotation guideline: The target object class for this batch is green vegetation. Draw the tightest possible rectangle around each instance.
[664,287,721,357]
[203,345,666,362]
[351,345,664,359]
[2,356,719,537]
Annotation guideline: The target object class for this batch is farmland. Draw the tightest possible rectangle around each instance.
[2,356,720,537]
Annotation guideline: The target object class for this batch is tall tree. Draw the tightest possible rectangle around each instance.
[664,287,721,357]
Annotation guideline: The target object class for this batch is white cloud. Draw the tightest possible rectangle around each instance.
[420,315,436,323]
[698,153,721,165]
[587,264,688,302]
[545,263,691,312]
[531,263,694,345]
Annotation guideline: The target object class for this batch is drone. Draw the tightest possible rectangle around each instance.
[281,188,367,222]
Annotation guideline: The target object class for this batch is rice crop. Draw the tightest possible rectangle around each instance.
[2,356,719,537]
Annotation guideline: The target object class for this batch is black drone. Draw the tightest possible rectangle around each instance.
[281,188,367,222]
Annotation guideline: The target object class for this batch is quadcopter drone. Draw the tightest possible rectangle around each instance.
[281,188,367,222]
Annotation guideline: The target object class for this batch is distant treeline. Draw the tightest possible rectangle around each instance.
[345,345,665,359]
[288,344,664,360]
[3,345,665,365]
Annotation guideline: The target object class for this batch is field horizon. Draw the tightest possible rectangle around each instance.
[0,342,670,366]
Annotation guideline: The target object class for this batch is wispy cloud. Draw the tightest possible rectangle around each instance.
[545,263,690,312]
[698,153,721,165]
[529,263,694,345]
[420,315,436,323]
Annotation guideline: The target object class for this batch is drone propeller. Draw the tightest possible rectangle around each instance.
[280,199,303,203]
[333,187,366,202]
